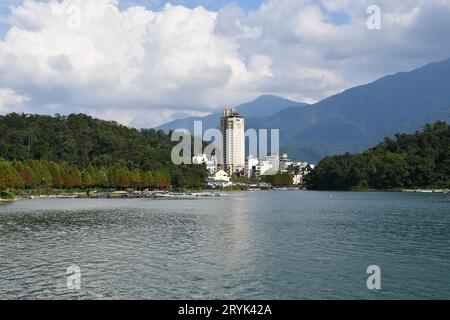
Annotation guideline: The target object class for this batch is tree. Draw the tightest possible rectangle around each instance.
[0,158,21,190]
[306,121,450,190]
[0,113,208,187]
[96,168,109,187]
[263,172,293,187]
[70,168,83,188]
[48,162,64,188]
[81,170,94,188]
[130,169,143,190]
[13,161,33,189]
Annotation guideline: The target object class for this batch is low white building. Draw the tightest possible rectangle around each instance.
[245,155,259,178]
[192,154,218,174]
[296,161,310,170]
[259,155,279,176]
[209,169,230,182]
[206,169,232,188]
[293,174,304,185]
[291,161,315,185]
[245,154,280,177]
[280,153,294,172]
[245,153,313,182]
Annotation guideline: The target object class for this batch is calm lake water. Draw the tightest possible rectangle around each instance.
[0,191,449,300]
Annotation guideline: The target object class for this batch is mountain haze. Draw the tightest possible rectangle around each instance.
[155,58,450,163]
[155,95,307,134]
[247,58,450,162]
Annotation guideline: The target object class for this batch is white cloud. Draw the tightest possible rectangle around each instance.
[0,0,274,126]
[0,0,449,127]
[0,88,30,112]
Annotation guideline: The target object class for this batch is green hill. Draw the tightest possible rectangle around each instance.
[305,121,450,190]
[246,58,450,162]
[0,113,207,190]
[156,95,307,134]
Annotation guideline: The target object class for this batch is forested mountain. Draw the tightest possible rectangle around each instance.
[155,59,450,163]
[155,95,307,134]
[0,113,168,169]
[247,58,450,162]
[0,113,207,190]
[305,121,450,190]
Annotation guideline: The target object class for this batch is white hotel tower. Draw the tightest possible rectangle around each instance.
[221,108,245,175]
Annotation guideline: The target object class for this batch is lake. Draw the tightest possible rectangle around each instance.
[0,191,449,300]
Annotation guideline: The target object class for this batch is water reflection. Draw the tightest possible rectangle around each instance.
[0,192,449,299]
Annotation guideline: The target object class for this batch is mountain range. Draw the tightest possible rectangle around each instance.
[156,95,308,134]
[156,58,450,163]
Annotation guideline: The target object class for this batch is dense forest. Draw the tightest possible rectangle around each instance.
[0,113,207,192]
[305,121,450,190]
[262,173,294,186]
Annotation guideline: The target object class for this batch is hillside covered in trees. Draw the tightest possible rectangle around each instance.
[305,121,450,190]
[0,113,207,192]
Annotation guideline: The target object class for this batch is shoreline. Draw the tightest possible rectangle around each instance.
[2,187,448,202]
[0,198,17,203]
[13,190,223,201]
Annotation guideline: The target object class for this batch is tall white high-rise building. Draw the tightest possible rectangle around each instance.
[221,108,245,175]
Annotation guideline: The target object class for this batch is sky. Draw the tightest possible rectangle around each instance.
[119,0,264,11]
[0,0,449,128]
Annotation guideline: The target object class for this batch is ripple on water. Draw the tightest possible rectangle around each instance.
[1,193,450,299]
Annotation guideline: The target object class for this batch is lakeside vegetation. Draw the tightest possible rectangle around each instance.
[305,121,450,190]
[0,113,207,196]
[231,173,295,188]
[1,113,449,196]
[261,173,294,186]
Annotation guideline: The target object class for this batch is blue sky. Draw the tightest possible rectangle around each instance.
[119,0,264,11]
[0,1,21,37]
[0,1,21,29]
[0,0,264,13]
[0,0,22,15]
[1,0,449,127]
[0,0,264,37]
[0,0,349,38]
